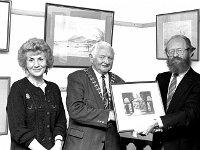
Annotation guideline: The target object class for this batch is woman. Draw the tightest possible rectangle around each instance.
[7,38,67,150]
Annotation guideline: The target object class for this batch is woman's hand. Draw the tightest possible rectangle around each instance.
[50,140,63,150]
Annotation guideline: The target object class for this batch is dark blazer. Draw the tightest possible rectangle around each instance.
[152,68,200,150]
[63,67,125,150]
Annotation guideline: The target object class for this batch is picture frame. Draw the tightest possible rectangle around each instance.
[0,0,11,53]
[44,3,114,68]
[156,9,199,61]
[0,77,10,135]
[111,81,165,133]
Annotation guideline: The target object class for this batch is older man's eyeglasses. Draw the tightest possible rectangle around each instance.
[166,48,189,57]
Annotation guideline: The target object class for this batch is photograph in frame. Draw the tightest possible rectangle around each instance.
[44,3,114,68]
[0,77,10,135]
[156,9,199,61]
[111,81,165,134]
[0,0,11,52]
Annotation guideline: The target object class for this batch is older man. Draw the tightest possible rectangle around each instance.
[63,41,126,150]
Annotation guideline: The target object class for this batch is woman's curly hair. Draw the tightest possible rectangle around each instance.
[18,38,54,73]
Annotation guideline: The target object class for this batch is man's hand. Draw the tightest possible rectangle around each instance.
[132,119,159,136]
[140,120,158,135]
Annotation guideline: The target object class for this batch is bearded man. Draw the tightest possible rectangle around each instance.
[149,35,200,150]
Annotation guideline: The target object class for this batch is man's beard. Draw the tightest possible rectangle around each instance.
[166,55,191,74]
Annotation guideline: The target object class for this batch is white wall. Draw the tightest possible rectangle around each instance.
[1,0,200,149]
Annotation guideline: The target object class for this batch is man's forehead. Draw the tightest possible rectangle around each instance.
[167,37,186,48]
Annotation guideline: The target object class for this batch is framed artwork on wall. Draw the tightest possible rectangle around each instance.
[111,81,165,133]
[44,3,114,68]
[156,9,199,61]
[0,77,10,135]
[0,0,11,52]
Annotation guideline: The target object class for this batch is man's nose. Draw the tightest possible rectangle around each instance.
[173,50,178,57]
[103,57,109,63]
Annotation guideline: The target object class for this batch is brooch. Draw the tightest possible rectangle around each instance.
[26,93,30,99]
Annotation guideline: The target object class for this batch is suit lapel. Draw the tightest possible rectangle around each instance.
[85,67,105,107]
[167,68,194,113]
[85,67,122,109]
[158,72,172,111]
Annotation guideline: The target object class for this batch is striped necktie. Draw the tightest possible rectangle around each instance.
[166,73,178,110]
[102,75,112,109]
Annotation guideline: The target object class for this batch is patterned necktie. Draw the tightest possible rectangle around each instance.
[102,75,112,109]
[166,73,178,110]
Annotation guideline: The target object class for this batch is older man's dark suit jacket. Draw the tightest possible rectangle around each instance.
[152,68,200,150]
[63,67,125,150]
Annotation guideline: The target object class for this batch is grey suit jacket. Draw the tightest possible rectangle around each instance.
[63,67,124,150]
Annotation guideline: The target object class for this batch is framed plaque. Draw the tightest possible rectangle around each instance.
[0,0,11,52]
[156,9,199,61]
[44,3,114,67]
[0,76,10,135]
[111,81,165,133]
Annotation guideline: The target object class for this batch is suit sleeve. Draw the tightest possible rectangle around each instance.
[66,72,110,128]
[160,78,200,130]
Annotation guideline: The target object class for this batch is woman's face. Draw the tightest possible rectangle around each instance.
[26,51,47,78]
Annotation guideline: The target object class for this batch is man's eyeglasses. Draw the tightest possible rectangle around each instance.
[166,48,189,57]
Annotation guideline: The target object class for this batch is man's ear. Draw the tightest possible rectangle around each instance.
[89,54,93,62]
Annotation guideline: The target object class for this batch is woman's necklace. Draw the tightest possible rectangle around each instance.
[34,81,45,87]
[27,77,45,87]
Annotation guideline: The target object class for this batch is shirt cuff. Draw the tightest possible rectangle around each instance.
[55,135,63,141]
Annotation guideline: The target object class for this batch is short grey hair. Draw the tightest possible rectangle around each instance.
[89,41,115,57]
